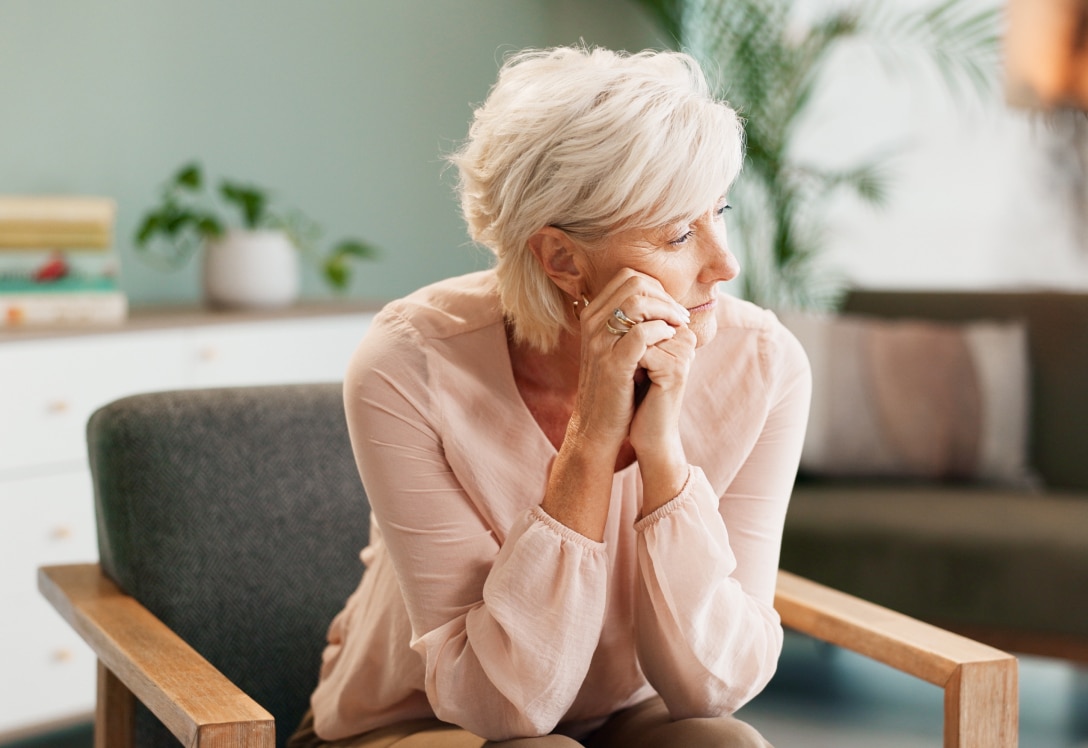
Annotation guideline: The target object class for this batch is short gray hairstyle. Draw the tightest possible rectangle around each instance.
[449,46,744,351]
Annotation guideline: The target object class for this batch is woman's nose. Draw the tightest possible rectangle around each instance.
[701,232,740,283]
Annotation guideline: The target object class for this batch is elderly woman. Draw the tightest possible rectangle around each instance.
[289,46,810,748]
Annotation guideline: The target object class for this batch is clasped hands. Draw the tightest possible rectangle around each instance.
[573,269,696,506]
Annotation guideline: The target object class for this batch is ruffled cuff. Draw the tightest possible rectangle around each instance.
[633,465,697,533]
[529,505,608,553]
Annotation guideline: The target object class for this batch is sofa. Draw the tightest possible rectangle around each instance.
[779,289,1088,664]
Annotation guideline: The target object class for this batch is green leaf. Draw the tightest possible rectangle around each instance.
[174,162,203,191]
[332,239,379,259]
[134,214,160,247]
[164,209,193,235]
[321,239,379,291]
[323,256,350,290]
[220,181,268,228]
[197,214,224,238]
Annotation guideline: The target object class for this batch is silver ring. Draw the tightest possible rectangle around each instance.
[612,308,637,328]
[605,319,629,336]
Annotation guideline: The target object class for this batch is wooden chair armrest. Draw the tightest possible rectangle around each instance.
[775,570,1018,748]
[39,563,274,748]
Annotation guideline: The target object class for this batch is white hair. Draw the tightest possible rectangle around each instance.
[449,46,745,351]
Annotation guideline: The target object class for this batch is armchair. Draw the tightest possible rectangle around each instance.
[39,384,1018,747]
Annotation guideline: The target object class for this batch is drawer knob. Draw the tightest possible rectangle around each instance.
[46,399,71,414]
[199,346,219,362]
[52,648,74,663]
[50,525,73,541]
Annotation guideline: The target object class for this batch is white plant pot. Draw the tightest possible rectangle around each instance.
[202,230,299,309]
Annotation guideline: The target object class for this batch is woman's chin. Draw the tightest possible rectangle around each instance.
[690,316,718,348]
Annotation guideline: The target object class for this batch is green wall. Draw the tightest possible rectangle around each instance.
[0,1,660,305]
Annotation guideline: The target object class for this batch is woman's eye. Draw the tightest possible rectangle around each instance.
[668,230,694,246]
[716,203,732,217]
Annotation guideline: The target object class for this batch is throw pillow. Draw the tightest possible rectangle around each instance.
[780,311,1032,485]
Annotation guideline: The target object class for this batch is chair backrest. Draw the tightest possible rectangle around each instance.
[87,383,370,748]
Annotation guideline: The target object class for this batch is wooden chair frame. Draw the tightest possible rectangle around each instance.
[40,564,1018,748]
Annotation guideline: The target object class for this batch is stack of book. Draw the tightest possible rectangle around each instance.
[0,196,127,327]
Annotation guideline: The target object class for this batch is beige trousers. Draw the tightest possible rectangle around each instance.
[287,697,772,748]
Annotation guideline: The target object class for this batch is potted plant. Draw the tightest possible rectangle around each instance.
[634,0,1000,310]
[134,162,378,309]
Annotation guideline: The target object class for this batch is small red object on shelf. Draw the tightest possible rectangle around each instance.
[32,252,70,282]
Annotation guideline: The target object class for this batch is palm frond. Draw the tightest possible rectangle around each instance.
[631,0,684,45]
[633,0,999,310]
[853,0,1001,104]
[794,157,896,209]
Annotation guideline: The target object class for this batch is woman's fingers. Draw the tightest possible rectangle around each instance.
[571,268,696,451]
[587,269,689,329]
[608,295,690,330]
[612,319,678,352]
[636,328,697,394]
[628,325,697,460]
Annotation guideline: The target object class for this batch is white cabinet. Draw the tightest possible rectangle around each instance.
[0,305,374,738]
[188,315,370,387]
[0,331,191,474]
[0,471,98,732]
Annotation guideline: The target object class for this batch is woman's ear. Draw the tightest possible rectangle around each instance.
[527,226,588,299]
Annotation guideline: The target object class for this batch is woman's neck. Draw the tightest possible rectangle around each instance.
[508,323,637,471]
[507,325,582,451]
[509,327,580,392]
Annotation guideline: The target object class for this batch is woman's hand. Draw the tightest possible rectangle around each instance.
[571,270,687,445]
[628,321,697,512]
[573,269,695,510]
[541,269,695,539]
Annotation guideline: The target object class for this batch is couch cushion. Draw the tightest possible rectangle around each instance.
[843,290,1088,491]
[782,482,1088,639]
[781,311,1031,485]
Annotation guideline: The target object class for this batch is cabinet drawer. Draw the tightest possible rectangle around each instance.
[188,313,372,387]
[0,306,377,737]
[0,470,97,732]
[0,331,190,472]
[0,594,95,734]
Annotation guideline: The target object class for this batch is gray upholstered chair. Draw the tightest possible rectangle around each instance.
[40,384,1018,747]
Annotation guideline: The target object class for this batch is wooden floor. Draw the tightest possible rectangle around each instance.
[3,632,1085,748]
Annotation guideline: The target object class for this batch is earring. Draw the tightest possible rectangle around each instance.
[572,293,590,319]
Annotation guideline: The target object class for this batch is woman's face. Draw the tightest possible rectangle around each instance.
[582,197,740,348]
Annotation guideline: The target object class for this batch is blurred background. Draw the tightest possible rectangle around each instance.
[2,1,1087,747]
[0,0,660,305]
[2,0,1085,308]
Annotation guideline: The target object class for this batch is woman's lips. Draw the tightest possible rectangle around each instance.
[686,298,717,314]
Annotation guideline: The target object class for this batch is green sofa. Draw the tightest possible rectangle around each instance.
[780,289,1088,664]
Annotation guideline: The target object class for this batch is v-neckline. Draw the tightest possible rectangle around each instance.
[492,319,640,478]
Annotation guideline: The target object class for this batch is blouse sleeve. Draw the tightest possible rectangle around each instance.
[633,320,812,718]
[343,310,609,741]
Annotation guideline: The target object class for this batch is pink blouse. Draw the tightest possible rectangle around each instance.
[311,270,811,742]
